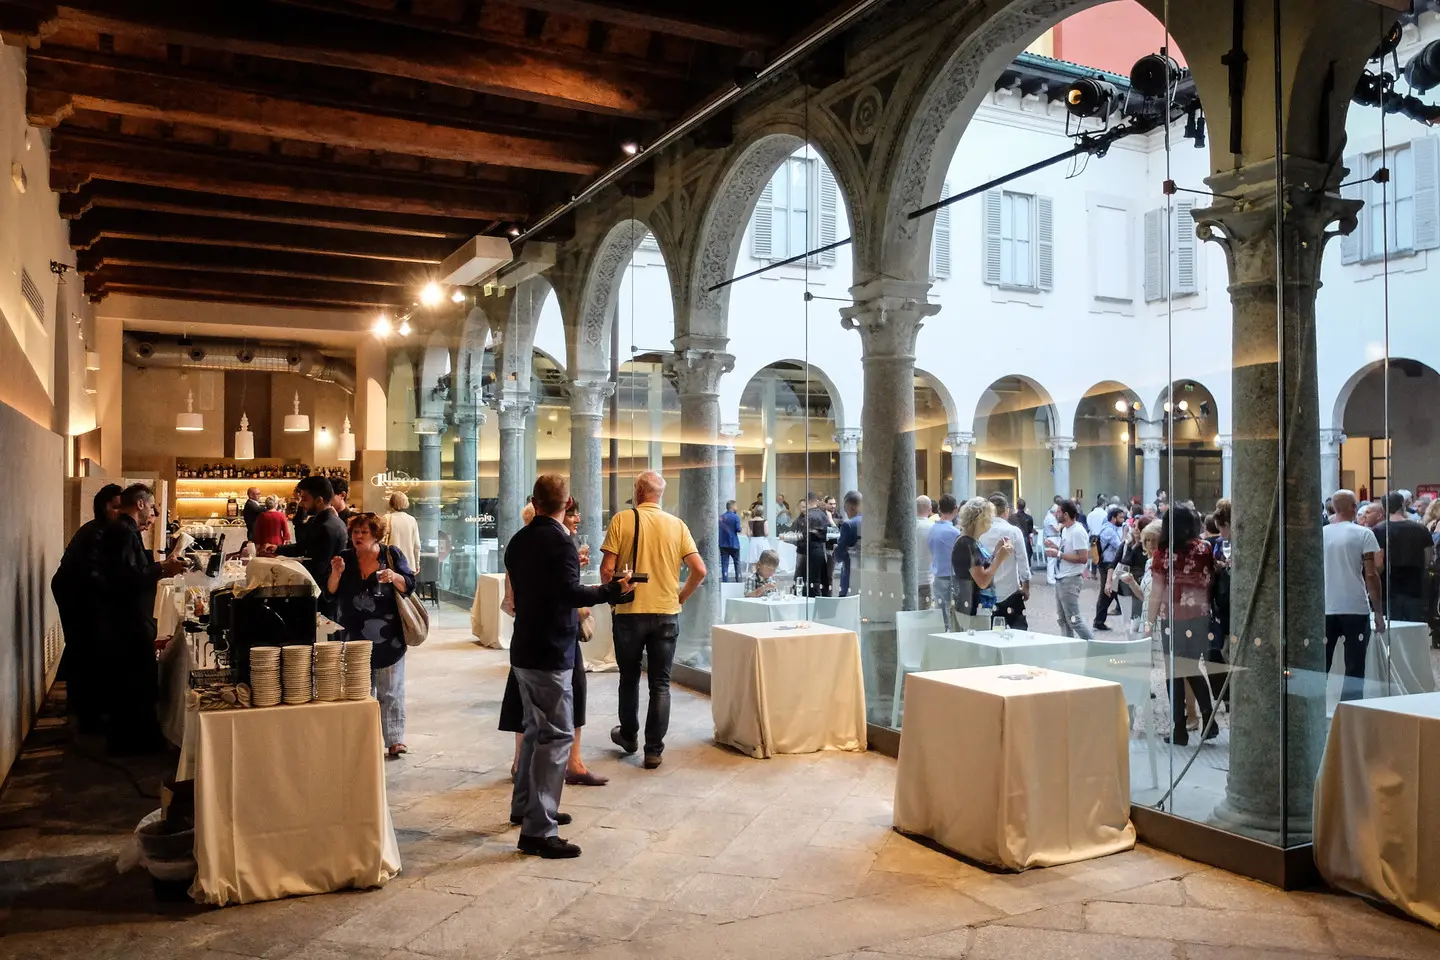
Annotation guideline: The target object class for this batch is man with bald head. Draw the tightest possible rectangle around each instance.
[600,471,705,769]
[1323,489,1385,703]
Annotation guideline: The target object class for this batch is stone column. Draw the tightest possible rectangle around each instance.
[1319,429,1346,500]
[718,424,741,507]
[761,376,778,531]
[1046,437,1076,502]
[1218,435,1234,499]
[664,346,734,659]
[947,431,975,503]
[415,417,444,553]
[452,405,484,552]
[495,392,535,549]
[569,380,613,554]
[1197,160,1357,845]
[1140,438,1165,508]
[835,428,862,497]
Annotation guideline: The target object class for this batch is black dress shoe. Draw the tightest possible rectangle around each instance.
[511,812,572,826]
[1164,729,1190,747]
[643,751,662,770]
[610,725,637,755]
[1093,623,1112,632]
[518,835,581,859]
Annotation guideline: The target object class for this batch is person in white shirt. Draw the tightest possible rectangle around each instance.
[914,495,936,609]
[383,491,423,571]
[1042,497,1063,585]
[1323,489,1385,703]
[1086,496,1109,538]
[1045,498,1094,639]
[980,492,1031,628]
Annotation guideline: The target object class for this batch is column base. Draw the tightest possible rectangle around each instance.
[1208,799,1312,848]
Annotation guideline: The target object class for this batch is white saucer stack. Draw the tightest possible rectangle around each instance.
[249,647,282,707]
[342,641,372,700]
[281,645,313,704]
[313,641,343,701]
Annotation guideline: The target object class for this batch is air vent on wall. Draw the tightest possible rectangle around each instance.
[20,268,44,322]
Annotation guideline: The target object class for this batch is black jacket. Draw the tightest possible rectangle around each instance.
[99,514,165,644]
[505,516,623,671]
[52,517,109,615]
[242,498,265,539]
[277,507,348,589]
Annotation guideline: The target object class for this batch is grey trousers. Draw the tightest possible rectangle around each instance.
[510,666,574,838]
[1054,576,1094,640]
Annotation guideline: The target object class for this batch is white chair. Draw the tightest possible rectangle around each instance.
[719,581,745,621]
[810,594,861,634]
[892,609,946,728]
[1085,636,1159,789]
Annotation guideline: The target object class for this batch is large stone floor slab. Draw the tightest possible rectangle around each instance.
[1,602,1437,959]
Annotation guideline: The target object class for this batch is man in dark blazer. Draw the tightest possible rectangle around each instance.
[266,475,347,615]
[504,474,629,859]
[52,483,123,732]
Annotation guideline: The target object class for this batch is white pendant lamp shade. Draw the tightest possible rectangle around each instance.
[283,391,310,433]
[337,415,356,462]
[175,389,204,432]
[234,412,256,460]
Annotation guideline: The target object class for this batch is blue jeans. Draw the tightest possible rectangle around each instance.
[613,613,678,755]
[370,655,406,748]
[932,576,955,630]
[720,548,740,582]
[510,666,574,838]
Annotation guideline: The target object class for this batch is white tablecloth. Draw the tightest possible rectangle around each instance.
[894,665,1134,870]
[154,578,186,642]
[1315,692,1440,927]
[920,629,1088,673]
[469,573,512,649]
[1325,620,1436,712]
[185,698,402,905]
[724,595,810,624]
[711,621,866,758]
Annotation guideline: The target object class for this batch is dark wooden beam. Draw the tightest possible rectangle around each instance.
[0,1,57,47]
[68,208,456,263]
[59,181,482,238]
[50,0,690,117]
[495,1,777,49]
[76,239,429,287]
[27,51,609,174]
[50,130,531,220]
[85,266,405,308]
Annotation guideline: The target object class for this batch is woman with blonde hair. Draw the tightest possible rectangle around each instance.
[384,490,422,569]
[949,497,1013,622]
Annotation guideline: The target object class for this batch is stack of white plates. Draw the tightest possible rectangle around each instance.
[249,647,282,707]
[342,641,372,700]
[281,645,313,704]
[313,642,343,701]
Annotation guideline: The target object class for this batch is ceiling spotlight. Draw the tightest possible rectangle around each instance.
[419,281,444,307]
[1129,53,1181,99]
[508,225,522,237]
[371,313,392,337]
[1120,430,1130,443]
[398,319,412,336]
[1178,400,1189,412]
[1406,40,1440,94]
[451,289,466,304]
[1114,399,1129,414]
[620,141,640,156]
[1065,77,1118,118]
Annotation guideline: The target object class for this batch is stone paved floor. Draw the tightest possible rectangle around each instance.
[2,604,1439,959]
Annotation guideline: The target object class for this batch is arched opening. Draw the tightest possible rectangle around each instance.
[913,371,957,501]
[973,375,1057,506]
[1073,381,1144,504]
[1337,359,1440,500]
[610,354,682,513]
[1152,379,1221,509]
[736,361,841,533]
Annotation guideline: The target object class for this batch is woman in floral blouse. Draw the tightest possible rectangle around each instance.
[1145,504,1217,747]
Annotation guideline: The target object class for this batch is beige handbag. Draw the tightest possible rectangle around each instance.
[387,547,430,646]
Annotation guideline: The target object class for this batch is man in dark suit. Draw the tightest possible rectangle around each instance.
[267,475,347,615]
[52,483,123,733]
[505,474,629,859]
[242,486,265,541]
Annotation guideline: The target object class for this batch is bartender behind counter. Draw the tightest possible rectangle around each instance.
[266,475,347,615]
[51,483,124,733]
[100,483,187,754]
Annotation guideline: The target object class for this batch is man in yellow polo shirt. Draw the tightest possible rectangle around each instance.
[599,471,706,769]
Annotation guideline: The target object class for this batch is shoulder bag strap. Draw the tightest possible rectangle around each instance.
[630,507,641,574]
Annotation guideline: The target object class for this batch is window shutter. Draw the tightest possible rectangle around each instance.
[1036,194,1054,291]
[818,164,838,265]
[932,180,952,279]
[983,189,1003,285]
[1340,153,1363,264]
[751,180,774,259]
[1414,136,1440,252]
[1143,208,1164,301]
[1172,199,1198,295]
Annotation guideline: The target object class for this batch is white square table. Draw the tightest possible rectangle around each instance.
[1324,620,1436,714]
[894,665,1135,870]
[710,621,867,758]
[1315,692,1440,928]
[469,572,512,649]
[724,595,811,624]
[920,629,1088,673]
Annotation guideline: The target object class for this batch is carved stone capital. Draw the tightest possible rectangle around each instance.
[946,430,976,455]
[568,379,614,419]
[839,279,939,360]
[413,416,445,437]
[665,349,734,399]
[1318,428,1347,454]
[492,390,535,432]
[719,423,743,444]
[1216,434,1234,455]
[1139,438,1166,457]
[834,427,862,453]
[452,405,486,433]
[1045,436,1077,459]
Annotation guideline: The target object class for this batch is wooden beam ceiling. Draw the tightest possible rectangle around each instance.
[85,267,406,309]
[76,240,430,288]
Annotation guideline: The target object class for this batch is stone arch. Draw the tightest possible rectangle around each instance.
[723,356,849,433]
[571,217,670,379]
[453,306,490,410]
[1151,379,1220,438]
[972,373,1059,444]
[688,129,860,345]
[914,367,960,433]
[1069,380,1144,437]
[417,334,452,420]
[1333,357,1440,495]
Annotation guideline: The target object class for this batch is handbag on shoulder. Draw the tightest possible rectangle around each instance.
[386,547,430,646]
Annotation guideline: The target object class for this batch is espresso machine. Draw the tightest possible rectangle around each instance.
[207,584,317,685]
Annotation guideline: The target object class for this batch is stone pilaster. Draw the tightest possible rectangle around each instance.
[835,427,862,498]
[1046,437,1077,502]
[946,431,975,503]
[1319,428,1347,501]
[1196,158,1359,845]
[494,391,535,549]
[1217,435,1234,499]
[568,379,613,553]
[451,405,485,551]
[718,424,741,508]
[664,344,734,659]
[1139,437,1165,508]
[415,417,445,554]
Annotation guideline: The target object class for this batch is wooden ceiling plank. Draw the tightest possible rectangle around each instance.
[76,239,424,287]
[495,0,777,49]
[51,0,687,117]
[27,51,608,174]
[68,208,457,263]
[87,267,405,308]
[50,130,531,220]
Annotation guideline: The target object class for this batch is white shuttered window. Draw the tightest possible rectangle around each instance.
[1342,136,1440,265]
[982,189,1052,290]
[931,180,952,279]
[750,155,840,266]
[1143,200,1198,301]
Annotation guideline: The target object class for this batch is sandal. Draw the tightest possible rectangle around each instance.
[388,744,407,758]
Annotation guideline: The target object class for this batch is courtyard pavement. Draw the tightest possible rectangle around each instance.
[1,603,1438,959]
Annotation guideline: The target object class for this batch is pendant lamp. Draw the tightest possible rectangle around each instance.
[337,415,356,462]
[234,412,255,460]
[175,389,204,432]
[283,391,310,433]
